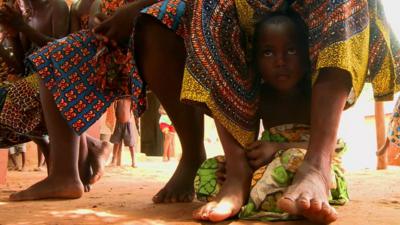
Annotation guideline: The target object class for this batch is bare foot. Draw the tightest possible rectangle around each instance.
[9,176,84,201]
[153,154,205,203]
[88,141,112,184]
[277,161,338,224]
[193,158,252,222]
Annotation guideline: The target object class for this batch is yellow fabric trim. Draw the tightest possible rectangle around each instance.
[312,27,370,105]
[207,98,256,147]
[181,68,256,147]
[372,17,396,100]
[372,54,395,101]
[235,0,254,37]
[180,68,208,103]
[26,73,40,90]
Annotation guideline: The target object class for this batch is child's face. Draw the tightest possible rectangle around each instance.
[256,20,307,93]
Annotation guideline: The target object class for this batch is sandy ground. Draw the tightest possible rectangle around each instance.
[1,158,400,225]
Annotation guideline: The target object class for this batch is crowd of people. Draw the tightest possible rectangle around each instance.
[0,0,399,224]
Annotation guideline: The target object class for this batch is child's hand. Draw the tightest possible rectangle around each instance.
[246,141,279,170]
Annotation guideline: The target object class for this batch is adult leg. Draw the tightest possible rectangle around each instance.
[192,121,252,222]
[277,68,352,224]
[9,79,83,201]
[86,134,112,184]
[135,15,206,203]
[79,134,91,192]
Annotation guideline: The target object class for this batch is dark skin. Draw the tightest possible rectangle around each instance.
[110,98,136,167]
[8,0,159,201]
[36,2,351,224]
[93,5,351,223]
[3,0,111,200]
[70,0,95,32]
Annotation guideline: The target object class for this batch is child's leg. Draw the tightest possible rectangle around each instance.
[111,143,120,166]
[136,15,206,203]
[20,151,26,171]
[86,135,112,184]
[117,141,122,166]
[128,146,135,167]
[193,121,252,222]
[9,151,18,169]
[9,80,83,201]
[32,137,50,171]
[162,132,172,161]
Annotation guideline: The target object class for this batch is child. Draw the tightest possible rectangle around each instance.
[8,143,26,171]
[194,11,348,222]
[159,105,175,161]
[110,97,136,167]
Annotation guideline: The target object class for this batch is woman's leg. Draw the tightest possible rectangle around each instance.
[135,15,206,203]
[86,134,112,184]
[193,121,252,222]
[277,68,352,224]
[9,79,83,201]
[79,134,91,192]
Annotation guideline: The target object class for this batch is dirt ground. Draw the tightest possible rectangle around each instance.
[1,158,400,225]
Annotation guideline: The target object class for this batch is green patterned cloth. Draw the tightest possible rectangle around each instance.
[194,124,349,221]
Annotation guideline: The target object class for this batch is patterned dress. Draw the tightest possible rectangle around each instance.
[388,97,400,147]
[0,55,36,148]
[27,0,184,134]
[181,0,400,146]
[0,0,140,147]
[194,124,349,221]
[27,0,399,147]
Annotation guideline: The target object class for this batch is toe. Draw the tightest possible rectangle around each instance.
[208,202,234,222]
[152,189,166,203]
[193,202,216,220]
[309,198,323,213]
[322,202,338,223]
[296,193,311,212]
[278,194,300,214]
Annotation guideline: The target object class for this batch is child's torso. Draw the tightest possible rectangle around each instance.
[260,88,310,129]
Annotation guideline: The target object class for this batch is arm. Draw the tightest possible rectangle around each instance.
[51,0,70,38]
[93,0,159,44]
[0,36,24,73]
[69,3,81,33]
[88,0,102,29]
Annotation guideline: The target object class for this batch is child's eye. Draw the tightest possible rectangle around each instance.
[287,48,297,55]
[263,50,273,56]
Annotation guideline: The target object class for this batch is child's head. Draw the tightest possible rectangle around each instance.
[253,10,310,94]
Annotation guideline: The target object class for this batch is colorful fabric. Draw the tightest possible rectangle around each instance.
[0,54,44,147]
[26,0,185,134]
[194,124,349,222]
[182,0,400,146]
[388,97,400,147]
[0,74,46,138]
